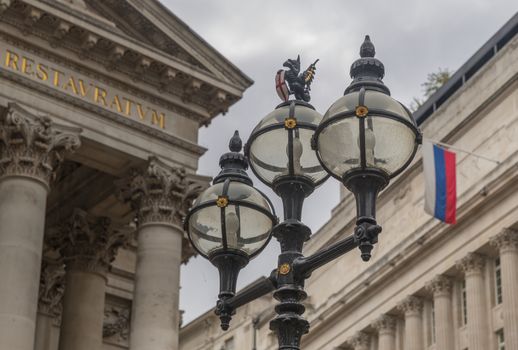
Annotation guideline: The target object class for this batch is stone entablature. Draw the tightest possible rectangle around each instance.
[2,44,169,129]
[0,31,204,155]
[0,0,250,123]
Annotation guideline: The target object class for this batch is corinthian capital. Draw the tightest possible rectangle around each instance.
[117,157,207,226]
[456,252,485,275]
[397,295,423,316]
[38,260,65,317]
[348,331,370,350]
[0,103,81,187]
[490,228,518,252]
[372,314,397,335]
[48,209,132,275]
[426,275,452,297]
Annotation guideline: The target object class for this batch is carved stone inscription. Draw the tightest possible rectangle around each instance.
[0,44,168,129]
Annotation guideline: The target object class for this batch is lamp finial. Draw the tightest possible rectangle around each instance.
[229,130,242,152]
[360,35,376,58]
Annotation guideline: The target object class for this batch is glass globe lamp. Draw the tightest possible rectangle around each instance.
[313,36,421,259]
[245,101,328,219]
[185,131,277,328]
[246,101,328,188]
[314,36,420,185]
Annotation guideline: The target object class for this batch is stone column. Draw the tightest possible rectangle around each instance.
[49,209,130,350]
[426,275,454,350]
[372,314,396,350]
[397,295,423,350]
[117,158,204,350]
[35,261,65,350]
[491,228,518,350]
[0,103,80,350]
[348,331,370,350]
[456,252,488,350]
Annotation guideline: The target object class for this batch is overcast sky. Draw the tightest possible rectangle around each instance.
[160,0,518,324]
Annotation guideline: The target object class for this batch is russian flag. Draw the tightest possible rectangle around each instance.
[423,140,457,224]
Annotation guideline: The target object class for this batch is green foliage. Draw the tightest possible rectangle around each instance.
[423,68,451,98]
[410,68,452,112]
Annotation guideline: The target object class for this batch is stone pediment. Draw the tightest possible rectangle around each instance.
[0,0,253,123]
[84,1,209,72]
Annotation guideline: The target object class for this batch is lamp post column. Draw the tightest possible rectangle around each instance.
[372,314,396,350]
[50,209,130,350]
[0,103,80,350]
[490,228,518,350]
[397,295,423,350]
[118,158,204,350]
[426,275,454,350]
[456,253,488,350]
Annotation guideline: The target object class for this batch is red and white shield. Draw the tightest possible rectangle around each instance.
[275,70,290,102]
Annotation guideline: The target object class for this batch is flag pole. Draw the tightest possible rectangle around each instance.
[424,138,500,165]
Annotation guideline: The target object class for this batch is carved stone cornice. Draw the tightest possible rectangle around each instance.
[0,103,81,187]
[397,295,423,317]
[0,1,248,120]
[103,305,130,344]
[117,157,206,227]
[372,314,397,335]
[348,331,370,349]
[456,252,485,275]
[47,208,131,275]
[490,228,518,253]
[38,260,65,317]
[426,275,453,297]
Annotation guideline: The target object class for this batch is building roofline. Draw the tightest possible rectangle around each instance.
[414,12,518,125]
[149,0,254,88]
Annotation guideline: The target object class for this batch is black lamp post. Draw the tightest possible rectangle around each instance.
[185,36,421,350]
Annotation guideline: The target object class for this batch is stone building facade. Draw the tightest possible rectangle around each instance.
[179,14,518,350]
[0,1,252,350]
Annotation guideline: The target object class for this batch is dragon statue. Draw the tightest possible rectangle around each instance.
[275,55,319,102]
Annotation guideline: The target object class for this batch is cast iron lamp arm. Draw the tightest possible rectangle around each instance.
[292,220,381,280]
[226,270,278,310]
[215,269,278,330]
[293,234,357,280]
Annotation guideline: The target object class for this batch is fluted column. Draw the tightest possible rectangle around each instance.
[456,252,488,350]
[0,103,80,350]
[372,314,396,350]
[397,295,423,350]
[117,158,204,350]
[49,209,130,350]
[491,228,518,350]
[348,331,370,350]
[35,261,65,350]
[426,275,454,350]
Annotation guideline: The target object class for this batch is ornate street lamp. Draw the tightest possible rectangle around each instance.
[313,35,421,261]
[185,131,278,329]
[185,36,421,350]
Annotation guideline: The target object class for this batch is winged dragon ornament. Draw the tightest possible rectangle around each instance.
[275,55,319,102]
